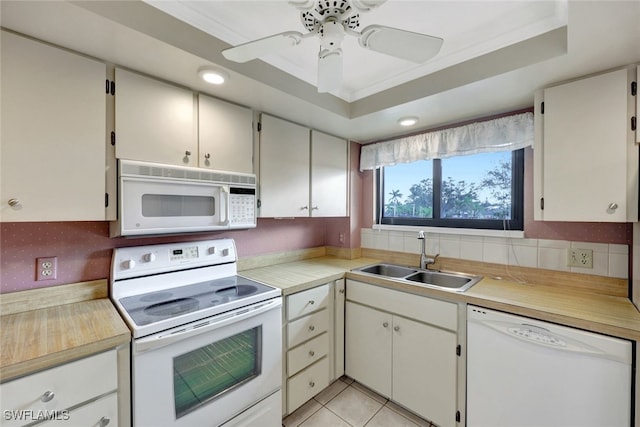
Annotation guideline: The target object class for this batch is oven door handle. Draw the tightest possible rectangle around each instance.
[133,298,281,354]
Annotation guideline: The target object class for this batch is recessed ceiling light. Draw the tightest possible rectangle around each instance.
[198,66,229,85]
[398,116,419,126]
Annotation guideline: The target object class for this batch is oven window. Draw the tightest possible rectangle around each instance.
[173,326,262,419]
[142,194,215,217]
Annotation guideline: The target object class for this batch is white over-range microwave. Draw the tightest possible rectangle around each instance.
[110,160,257,237]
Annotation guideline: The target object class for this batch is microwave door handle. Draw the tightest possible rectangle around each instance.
[220,186,230,226]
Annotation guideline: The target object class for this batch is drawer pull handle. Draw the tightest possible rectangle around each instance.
[394,326,400,332]
[309,325,315,332]
[99,417,111,427]
[382,322,389,328]
[308,300,315,305]
[41,390,55,403]
[309,350,315,357]
[309,381,315,388]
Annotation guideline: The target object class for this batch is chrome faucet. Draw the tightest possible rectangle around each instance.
[417,231,439,269]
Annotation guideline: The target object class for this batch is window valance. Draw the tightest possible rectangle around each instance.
[360,112,533,171]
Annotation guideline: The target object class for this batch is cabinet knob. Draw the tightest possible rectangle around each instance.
[382,322,389,328]
[185,150,192,156]
[99,417,111,427]
[7,198,21,209]
[394,325,400,332]
[309,381,315,388]
[41,390,55,403]
[301,206,309,210]
[204,153,211,159]
[309,325,315,332]
[183,150,192,164]
[312,206,319,210]
[204,153,211,166]
[339,289,345,294]
[309,350,315,357]
[608,202,619,211]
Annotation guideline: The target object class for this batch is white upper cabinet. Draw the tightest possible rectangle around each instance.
[1,31,106,222]
[114,68,197,167]
[311,130,348,217]
[534,67,638,222]
[259,114,310,217]
[258,114,348,218]
[198,94,253,174]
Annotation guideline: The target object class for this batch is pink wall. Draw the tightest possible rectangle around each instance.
[0,217,350,293]
[1,143,364,294]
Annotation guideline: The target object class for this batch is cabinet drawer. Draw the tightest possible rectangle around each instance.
[0,350,117,426]
[347,280,458,331]
[287,357,330,413]
[286,284,330,321]
[287,332,329,376]
[41,392,118,426]
[287,308,329,348]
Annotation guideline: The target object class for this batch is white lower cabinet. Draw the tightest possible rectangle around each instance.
[283,280,344,415]
[345,280,459,427]
[0,350,119,427]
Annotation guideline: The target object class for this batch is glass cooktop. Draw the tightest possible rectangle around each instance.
[119,275,274,326]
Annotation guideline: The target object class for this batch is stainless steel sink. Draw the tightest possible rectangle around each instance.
[404,270,481,292]
[358,263,418,278]
[352,263,482,292]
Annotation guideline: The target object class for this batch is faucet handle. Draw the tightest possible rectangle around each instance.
[417,230,425,239]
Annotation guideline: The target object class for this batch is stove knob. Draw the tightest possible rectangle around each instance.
[222,248,230,257]
[121,259,136,270]
[142,253,156,263]
[208,247,216,255]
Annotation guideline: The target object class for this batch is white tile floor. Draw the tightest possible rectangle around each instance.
[283,377,437,427]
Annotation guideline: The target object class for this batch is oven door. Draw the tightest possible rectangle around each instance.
[119,176,229,236]
[131,298,282,427]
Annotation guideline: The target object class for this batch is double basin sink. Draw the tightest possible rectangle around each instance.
[352,263,482,293]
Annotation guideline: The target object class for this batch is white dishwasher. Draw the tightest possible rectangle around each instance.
[466,305,632,427]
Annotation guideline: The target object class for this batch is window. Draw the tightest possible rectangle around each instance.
[377,149,524,230]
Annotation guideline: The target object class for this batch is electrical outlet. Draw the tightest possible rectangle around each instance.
[36,257,57,281]
[567,248,593,268]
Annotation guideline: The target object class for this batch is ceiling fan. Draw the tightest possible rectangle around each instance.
[221,0,444,93]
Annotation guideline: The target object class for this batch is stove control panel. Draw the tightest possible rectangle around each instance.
[169,246,199,262]
[112,238,237,279]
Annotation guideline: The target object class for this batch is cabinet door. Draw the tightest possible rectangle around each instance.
[198,94,253,173]
[259,114,310,217]
[310,131,348,217]
[393,316,457,427]
[345,302,392,397]
[115,68,196,166]
[1,31,106,221]
[540,68,634,221]
[333,280,346,380]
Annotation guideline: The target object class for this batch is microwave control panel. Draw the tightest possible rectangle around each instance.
[229,188,256,227]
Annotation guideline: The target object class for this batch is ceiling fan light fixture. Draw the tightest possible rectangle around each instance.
[198,67,229,85]
[398,116,419,126]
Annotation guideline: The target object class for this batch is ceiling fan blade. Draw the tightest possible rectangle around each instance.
[359,25,443,63]
[222,31,305,63]
[317,48,343,93]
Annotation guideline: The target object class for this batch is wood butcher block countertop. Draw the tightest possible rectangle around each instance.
[242,255,640,342]
[0,280,131,382]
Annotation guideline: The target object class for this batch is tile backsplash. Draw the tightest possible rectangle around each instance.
[361,228,628,279]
